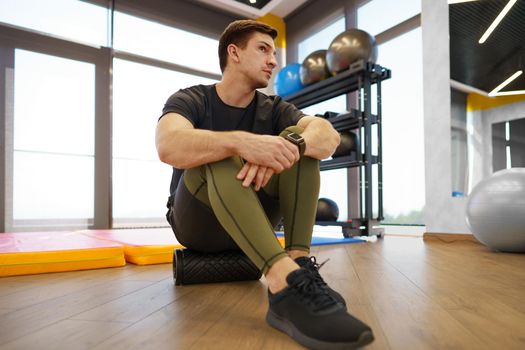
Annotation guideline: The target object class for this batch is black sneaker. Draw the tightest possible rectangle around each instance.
[295,256,347,307]
[267,268,374,350]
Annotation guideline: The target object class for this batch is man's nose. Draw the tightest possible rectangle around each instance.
[268,54,277,69]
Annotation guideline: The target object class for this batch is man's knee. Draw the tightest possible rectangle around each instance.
[204,156,246,187]
[184,156,244,191]
[210,156,244,171]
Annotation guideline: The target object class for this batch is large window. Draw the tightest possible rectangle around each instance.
[110,11,221,226]
[112,59,216,225]
[114,12,220,74]
[357,0,420,37]
[298,17,346,63]
[13,49,95,223]
[297,17,349,220]
[375,28,425,224]
[111,12,220,225]
[0,0,108,47]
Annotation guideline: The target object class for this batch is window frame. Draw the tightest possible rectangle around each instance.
[0,9,221,231]
[0,23,108,231]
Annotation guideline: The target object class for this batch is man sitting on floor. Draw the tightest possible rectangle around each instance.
[156,19,374,349]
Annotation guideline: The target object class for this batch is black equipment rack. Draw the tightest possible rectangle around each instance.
[285,60,391,238]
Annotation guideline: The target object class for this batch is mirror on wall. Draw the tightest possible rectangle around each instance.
[448,0,525,197]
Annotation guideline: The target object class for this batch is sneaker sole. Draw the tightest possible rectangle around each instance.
[266,309,374,350]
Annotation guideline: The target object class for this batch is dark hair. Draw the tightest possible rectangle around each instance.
[218,20,278,72]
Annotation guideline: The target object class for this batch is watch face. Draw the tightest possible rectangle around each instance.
[287,133,303,142]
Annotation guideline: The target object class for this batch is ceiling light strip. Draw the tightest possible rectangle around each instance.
[492,90,525,96]
[488,70,523,96]
[479,0,518,44]
[450,79,489,96]
[448,0,479,4]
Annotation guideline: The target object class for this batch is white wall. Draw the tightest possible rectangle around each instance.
[422,0,525,234]
[482,101,525,174]
[467,100,525,192]
[467,108,484,193]
[422,0,470,234]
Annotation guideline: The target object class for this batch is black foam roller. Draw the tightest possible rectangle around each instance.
[173,248,262,285]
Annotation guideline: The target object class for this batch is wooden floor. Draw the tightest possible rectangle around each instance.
[0,236,524,350]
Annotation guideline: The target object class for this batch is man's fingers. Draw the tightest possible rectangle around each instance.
[236,162,250,180]
[278,151,295,168]
[262,168,274,188]
[281,137,301,161]
[239,135,301,171]
[254,167,267,191]
[238,163,273,191]
[277,138,300,165]
[270,162,285,174]
[272,141,299,172]
[242,164,259,187]
[237,135,302,175]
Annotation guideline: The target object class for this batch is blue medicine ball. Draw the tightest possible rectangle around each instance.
[274,63,304,97]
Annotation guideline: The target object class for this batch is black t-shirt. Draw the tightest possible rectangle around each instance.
[160,84,305,197]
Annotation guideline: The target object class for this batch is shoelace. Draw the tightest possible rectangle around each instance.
[290,271,337,311]
[304,256,330,288]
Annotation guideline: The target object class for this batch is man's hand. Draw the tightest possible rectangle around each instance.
[297,116,340,160]
[237,162,275,191]
[237,134,299,173]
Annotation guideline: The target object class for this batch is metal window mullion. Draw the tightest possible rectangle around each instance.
[0,46,14,232]
[363,74,373,221]
[345,0,360,223]
[0,23,100,64]
[375,14,421,45]
[93,47,113,229]
[376,75,384,221]
[113,50,222,81]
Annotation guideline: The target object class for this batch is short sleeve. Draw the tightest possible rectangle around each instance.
[159,86,206,126]
[272,97,306,134]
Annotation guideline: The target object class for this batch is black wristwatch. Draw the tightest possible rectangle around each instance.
[285,132,306,156]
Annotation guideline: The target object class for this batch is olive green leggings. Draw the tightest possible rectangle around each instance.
[182,127,320,273]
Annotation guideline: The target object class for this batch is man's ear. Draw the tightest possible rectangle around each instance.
[227,44,241,63]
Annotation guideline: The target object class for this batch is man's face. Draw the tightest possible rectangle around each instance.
[235,32,278,89]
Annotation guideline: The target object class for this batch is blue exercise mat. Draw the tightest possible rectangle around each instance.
[276,232,364,246]
[311,236,365,246]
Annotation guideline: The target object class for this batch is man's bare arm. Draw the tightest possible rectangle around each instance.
[156,112,299,171]
[156,113,237,169]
